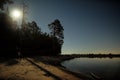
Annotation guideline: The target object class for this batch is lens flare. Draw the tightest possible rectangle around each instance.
[11,9,22,19]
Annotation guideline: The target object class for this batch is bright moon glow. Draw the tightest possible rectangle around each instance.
[11,10,22,19]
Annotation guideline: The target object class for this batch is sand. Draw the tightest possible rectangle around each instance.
[0,57,82,80]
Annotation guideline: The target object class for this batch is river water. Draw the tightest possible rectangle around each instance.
[61,57,120,80]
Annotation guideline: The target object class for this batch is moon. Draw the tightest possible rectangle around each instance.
[11,9,22,19]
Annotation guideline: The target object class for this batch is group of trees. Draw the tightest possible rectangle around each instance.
[0,0,64,57]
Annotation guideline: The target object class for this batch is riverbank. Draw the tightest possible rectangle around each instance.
[30,55,75,66]
[30,55,96,80]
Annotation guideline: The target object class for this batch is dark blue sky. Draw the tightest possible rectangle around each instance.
[12,0,120,54]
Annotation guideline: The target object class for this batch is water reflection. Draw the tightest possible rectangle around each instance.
[62,58,120,80]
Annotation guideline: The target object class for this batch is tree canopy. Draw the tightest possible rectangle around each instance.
[0,1,64,57]
[48,19,64,45]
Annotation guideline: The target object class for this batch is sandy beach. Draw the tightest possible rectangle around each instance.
[0,56,93,80]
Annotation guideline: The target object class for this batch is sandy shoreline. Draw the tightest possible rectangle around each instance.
[0,55,96,80]
[30,56,94,79]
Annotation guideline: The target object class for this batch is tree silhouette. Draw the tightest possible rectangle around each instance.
[48,19,64,45]
[0,12,18,57]
[27,21,41,38]
[0,1,64,57]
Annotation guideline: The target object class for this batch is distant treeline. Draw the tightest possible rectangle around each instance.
[71,54,120,58]
[0,1,64,57]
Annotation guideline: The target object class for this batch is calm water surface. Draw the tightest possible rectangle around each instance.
[61,58,120,80]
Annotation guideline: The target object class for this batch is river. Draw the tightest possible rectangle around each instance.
[61,57,120,80]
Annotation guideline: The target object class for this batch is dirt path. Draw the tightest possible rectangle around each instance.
[0,58,81,80]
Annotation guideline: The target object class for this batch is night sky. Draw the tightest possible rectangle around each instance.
[11,0,120,54]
